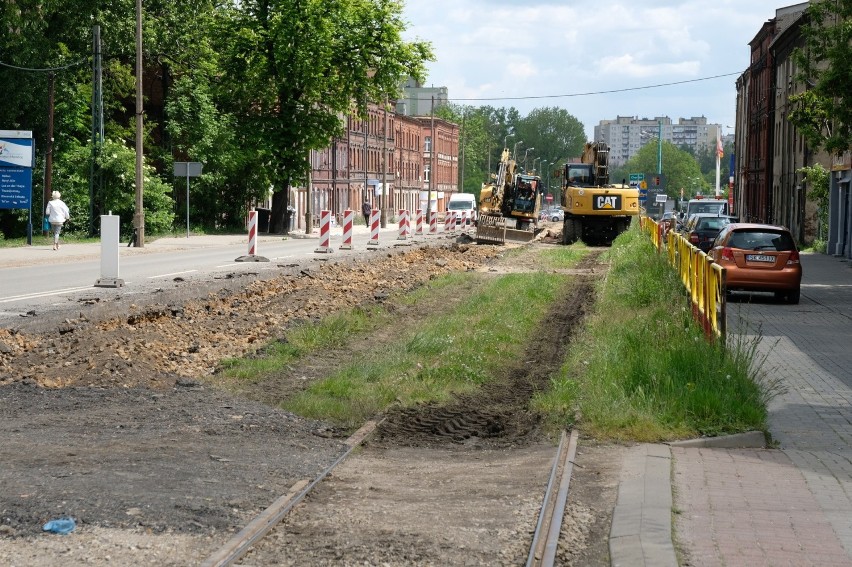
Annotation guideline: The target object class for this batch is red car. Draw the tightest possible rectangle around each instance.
[709,223,803,304]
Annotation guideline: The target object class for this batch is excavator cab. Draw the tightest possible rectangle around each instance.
[565,165,593,187]
[510,175,540,215]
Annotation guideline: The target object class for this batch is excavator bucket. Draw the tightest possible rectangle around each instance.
[475,214,538,244]
[475,214,507,244]
[503,227,538,243]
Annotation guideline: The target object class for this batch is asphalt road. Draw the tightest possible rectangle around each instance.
[0,225,414,320]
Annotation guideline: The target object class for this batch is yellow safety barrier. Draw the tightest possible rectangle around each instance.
[638,216,726,340]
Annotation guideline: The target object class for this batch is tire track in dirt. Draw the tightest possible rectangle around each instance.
[374,251,602,448]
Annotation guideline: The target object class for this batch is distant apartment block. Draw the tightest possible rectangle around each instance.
[594,116,722,168]
[396,78,449,116]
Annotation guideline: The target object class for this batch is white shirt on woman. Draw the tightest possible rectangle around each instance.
[46,199,70,224]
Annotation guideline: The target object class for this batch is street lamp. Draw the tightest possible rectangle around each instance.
[523,147,535,171]
[533,157,541,173]
[504,133,514,149]
[513,140,523,161]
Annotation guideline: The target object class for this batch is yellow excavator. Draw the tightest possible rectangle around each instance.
[476,148,542,244]
[561,142,639,246]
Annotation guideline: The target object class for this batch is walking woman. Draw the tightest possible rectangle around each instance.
[45,191,70,250]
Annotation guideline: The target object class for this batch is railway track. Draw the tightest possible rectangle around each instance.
[527,429,580,567]
[201,426,580,566]
[199,261,597,565]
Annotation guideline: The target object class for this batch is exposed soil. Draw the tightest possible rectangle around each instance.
[0,235,624,566]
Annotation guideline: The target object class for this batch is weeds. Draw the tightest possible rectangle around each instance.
[534,228,769,442]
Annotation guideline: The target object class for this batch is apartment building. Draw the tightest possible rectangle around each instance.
[594,116,721,168]
[396,78,449,117]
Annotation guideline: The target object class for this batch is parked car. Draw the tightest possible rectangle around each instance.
[539,207,563,222]
[684,213,736,252]
[709,223,802,304]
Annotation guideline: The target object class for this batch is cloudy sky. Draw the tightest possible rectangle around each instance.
[401,0,788,139]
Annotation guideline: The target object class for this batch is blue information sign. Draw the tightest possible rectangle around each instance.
[0,167,32,209]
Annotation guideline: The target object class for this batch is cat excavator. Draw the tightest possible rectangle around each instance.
[476,148,542,244]
[560,141,639,246]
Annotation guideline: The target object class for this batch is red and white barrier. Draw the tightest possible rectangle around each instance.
[367,208,380,248]
[398,209,410,240]
[340,209,354,250]
[314,209,333,254]
[445,211,454,233]
[415,209,424,236]
[247,210,258,256]
[429,210,438,234]
[460,211,468,232]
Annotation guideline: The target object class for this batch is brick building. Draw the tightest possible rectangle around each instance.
[288,102,459,231]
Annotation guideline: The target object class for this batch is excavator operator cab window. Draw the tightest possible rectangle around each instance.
[513,177,538,213]
[566,167,591,186]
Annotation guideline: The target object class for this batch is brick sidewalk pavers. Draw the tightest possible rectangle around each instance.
[673,447,850,566]
[673,254,852,566]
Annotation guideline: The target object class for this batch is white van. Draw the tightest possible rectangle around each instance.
[685,198,729,218]
[447,192,478,225]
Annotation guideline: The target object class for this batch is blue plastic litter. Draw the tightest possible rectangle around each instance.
[42,518,76,534]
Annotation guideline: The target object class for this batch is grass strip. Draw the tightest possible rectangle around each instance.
[284,270,567,427]
[533,227,772,442]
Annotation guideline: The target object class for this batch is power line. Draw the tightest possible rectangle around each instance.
[0,59,88,72]
[447,72,742,102]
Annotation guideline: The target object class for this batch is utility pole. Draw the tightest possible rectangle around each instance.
[44,72,55,236]
[364,98,368,204]
[305,150,313,233]
[381,97,388,228]
[133,0,145,247]
[89,25,104,237]
[460,111,465,193]
[427,95,434,222]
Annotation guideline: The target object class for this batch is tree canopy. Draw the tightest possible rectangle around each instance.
[436,104,587,201]
[0,0,432,238]
[615,141,708,201]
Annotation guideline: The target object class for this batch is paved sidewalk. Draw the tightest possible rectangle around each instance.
[0,224,395,269]
[612,253,852,566]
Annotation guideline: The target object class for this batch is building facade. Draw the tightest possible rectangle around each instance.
[733,2,834,248]
[287,100,460,231]
[396,78,449,117]
[594,116,721,168]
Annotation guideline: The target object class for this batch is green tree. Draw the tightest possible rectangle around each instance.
[216,0,432,233]
[0,1,196,238]
[798,163,830,241]
[788,0,852,154]
[512,106,586,170]
[620,141,707,199]
[435,104,491,195]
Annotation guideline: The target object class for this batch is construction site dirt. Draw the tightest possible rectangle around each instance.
[0,235,624,566]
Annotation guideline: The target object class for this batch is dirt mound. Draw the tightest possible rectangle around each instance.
[0,244,499,390]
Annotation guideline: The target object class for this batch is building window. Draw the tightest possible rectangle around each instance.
[424,164,431,183]
[425,136,432,153]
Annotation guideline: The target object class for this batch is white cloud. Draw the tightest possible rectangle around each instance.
[402,0,776,137]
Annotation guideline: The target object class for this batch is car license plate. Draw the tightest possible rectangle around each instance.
[746,254,774,263]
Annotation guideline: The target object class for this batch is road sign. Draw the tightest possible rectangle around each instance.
[173,162,203,177]
[629,173,645,183]
[174,162,204,238]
